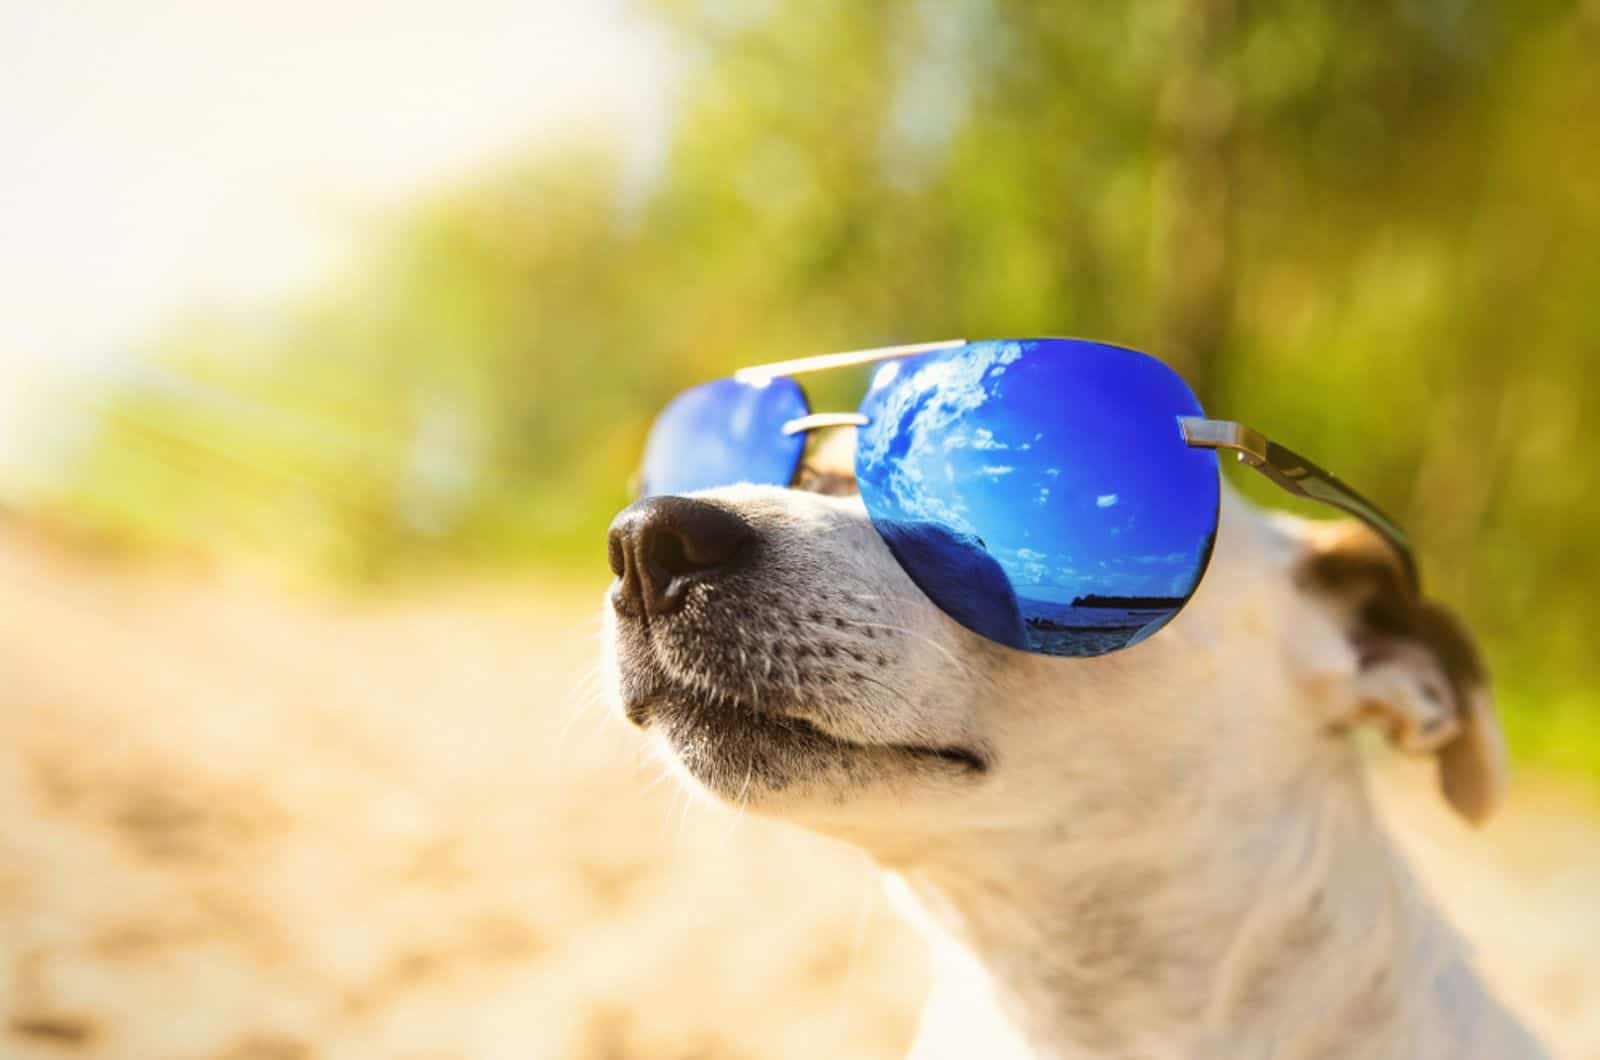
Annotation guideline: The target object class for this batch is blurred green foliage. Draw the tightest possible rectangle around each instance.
[49,1,1600,773]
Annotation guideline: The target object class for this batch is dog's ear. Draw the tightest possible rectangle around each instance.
[1294,522,1506,825]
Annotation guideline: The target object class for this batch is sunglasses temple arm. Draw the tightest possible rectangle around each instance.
[1179,418,1420,592]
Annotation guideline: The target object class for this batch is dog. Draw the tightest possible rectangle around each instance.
[601,430,1548,1059]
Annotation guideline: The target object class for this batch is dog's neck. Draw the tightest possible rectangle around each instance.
[884,740,1534,1060]
[825,493,1540,1059]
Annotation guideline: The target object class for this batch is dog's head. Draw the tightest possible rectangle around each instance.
[602,434,1505,859]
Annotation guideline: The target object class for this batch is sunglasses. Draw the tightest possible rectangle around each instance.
[635,338,1415,658]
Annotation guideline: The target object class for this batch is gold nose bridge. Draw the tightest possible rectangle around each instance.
[734,338,966,384]
[780,412,870,437]
[741,338,967,439]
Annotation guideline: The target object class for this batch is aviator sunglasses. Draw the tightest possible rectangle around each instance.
[636,338,1415,658]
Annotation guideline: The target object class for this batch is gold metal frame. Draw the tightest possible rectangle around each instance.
[1178,417,1270,465]
[780,412,870,436]
[713,337,1419,590]
[734,339,966,384]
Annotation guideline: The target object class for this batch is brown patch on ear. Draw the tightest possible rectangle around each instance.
[1297,522,1506,825]
[1437,685,1506,825]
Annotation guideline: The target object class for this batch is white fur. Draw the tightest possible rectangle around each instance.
[604,481,1547,1059]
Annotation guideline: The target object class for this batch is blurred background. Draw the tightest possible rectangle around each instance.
[2,2,1597,1057]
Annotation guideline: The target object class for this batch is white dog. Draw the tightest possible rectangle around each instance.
[602,442,1547,1059]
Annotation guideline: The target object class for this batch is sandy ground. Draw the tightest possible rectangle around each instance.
[1,527,1596,1059]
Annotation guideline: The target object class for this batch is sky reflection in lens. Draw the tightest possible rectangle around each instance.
[856,339,1218,656]
[640,376,808,496]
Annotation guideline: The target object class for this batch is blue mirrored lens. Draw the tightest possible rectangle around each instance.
[639,376,809,496]
[855,339,1218,656]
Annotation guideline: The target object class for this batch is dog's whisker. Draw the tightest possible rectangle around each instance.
[638,764,676,795]
[658,772,692,840]
[637,754,684,798]
[558,664,614,751]
[720,765,757,839]
[841,617,979,681]
[570,661,608,702]
[674,780,700,844]
[846,670,921,723]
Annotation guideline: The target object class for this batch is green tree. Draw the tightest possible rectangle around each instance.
[53,0,1600,772]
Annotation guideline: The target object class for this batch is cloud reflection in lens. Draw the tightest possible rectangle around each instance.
[856,339,1218,656]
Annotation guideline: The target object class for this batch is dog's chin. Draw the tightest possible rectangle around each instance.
[618,666,986,802]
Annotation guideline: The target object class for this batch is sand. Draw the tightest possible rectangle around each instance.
[1,528,1595,1059]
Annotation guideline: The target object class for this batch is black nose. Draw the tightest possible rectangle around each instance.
[608,496,753,616]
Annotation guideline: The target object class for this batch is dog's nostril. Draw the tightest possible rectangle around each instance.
[647,528,692,577]
[607,528,628,579]
[606,495,753,616]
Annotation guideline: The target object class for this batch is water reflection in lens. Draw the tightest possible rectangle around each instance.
[640,376,808,496]
[856,339,1218,656]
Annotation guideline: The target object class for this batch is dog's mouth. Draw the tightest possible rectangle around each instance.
[621,666,987,794]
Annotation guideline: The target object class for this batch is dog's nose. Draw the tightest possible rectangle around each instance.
[607,495,753,616]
